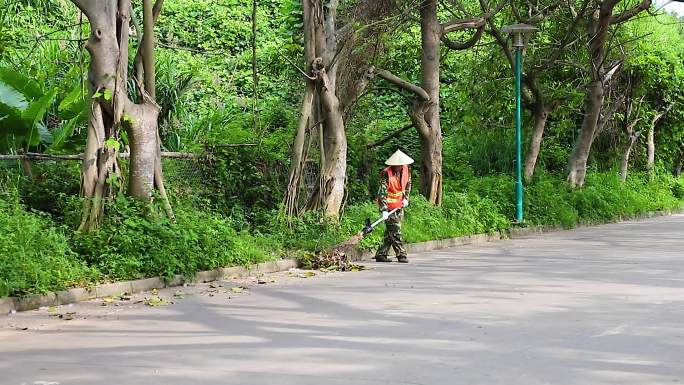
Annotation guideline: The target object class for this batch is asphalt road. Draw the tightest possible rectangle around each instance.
[2,214,684,385]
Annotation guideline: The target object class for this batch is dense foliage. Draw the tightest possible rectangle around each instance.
[1,0,683,297]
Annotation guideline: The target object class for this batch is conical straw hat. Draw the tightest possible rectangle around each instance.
[385,150,414,166]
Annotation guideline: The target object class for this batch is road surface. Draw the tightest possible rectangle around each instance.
[2,214,684,385]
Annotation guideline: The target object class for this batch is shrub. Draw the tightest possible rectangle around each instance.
[71,196,278,281]
[0,183,96,297]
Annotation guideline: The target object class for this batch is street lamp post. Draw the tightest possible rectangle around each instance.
[501,23,537,223]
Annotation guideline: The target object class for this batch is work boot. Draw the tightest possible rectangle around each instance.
[397,255,409,263]
[375,255,392,262]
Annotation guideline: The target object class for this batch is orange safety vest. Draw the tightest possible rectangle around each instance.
[383,165,410,210]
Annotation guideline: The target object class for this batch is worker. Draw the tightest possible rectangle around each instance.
[375,149,413,263]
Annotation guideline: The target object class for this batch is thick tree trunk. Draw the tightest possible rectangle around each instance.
[524,104,550,182]
[304,0,350,219]
[567,7,611,188]
[73,0,121,231]
[418,0,443,205]
[73,0,171,229]
[568,0,653,187]
[317,109,347,217]
[307,65,347,217]
[419,132,443,204]
[126,102,160,198]
[568,79,604,188]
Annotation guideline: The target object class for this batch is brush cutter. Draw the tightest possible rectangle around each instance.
[362,207,400,235]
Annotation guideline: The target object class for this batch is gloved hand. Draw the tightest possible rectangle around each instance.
[402,199,409,208]
[382,210,390,220]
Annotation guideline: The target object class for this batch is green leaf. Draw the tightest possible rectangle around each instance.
[119,129,129,145]
[49,112,82,150]
[122,113,136,124]
[104,137,120,151]
[0,103,25,135]
[0,67,42,100]
[58,84,88,119]
[21,88,57,145]
[103,88,113,101]
[0,81,28,110]
[37,122,52,145]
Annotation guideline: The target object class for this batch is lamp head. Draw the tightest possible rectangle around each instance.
[501,23,538,48]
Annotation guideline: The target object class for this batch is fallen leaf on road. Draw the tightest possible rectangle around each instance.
[146,296,170,307]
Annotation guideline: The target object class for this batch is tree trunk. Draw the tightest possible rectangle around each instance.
[73,0,121,231]
[73,0,171,230]
[126,102,160,198]
[567,0,653,186]
[646,123,655,172]
[619,133,639,182]
[283,0,316,217]
[418,0,443,205]
[419,132,443,204]
[20,157,33,179]
[317,104,347,218]
[567,7,612,188]
[646,108,670,175]
[568,79,604,187]
[307,64,347,218]
[301,0,350,219]
[284,84,314,217]
[251,0,259,132]
[674,149,683,177]
[524,103,550,182]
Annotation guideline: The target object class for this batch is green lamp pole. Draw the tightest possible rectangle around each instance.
[502,23,537,223]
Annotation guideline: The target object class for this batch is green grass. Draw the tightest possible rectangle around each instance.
[0,186,97,297]
[0,171,682,298]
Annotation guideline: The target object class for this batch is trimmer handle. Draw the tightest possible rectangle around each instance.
[362,207,400,235]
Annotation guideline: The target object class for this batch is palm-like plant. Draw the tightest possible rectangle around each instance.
[0,67,56,152]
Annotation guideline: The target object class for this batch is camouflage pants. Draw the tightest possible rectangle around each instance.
[375,210,407,258]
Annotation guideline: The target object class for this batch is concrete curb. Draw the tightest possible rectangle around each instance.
[2,209,681,314]
[0,259,298,315]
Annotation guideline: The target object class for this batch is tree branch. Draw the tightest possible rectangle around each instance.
[142,0,156,100]
[367,123,415,148]
[276,47,317,80]
[441,16,486,34]
[133,0,164,99]
[611,0,652,24]
[441,26,484,50]
[374,68,430,101]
